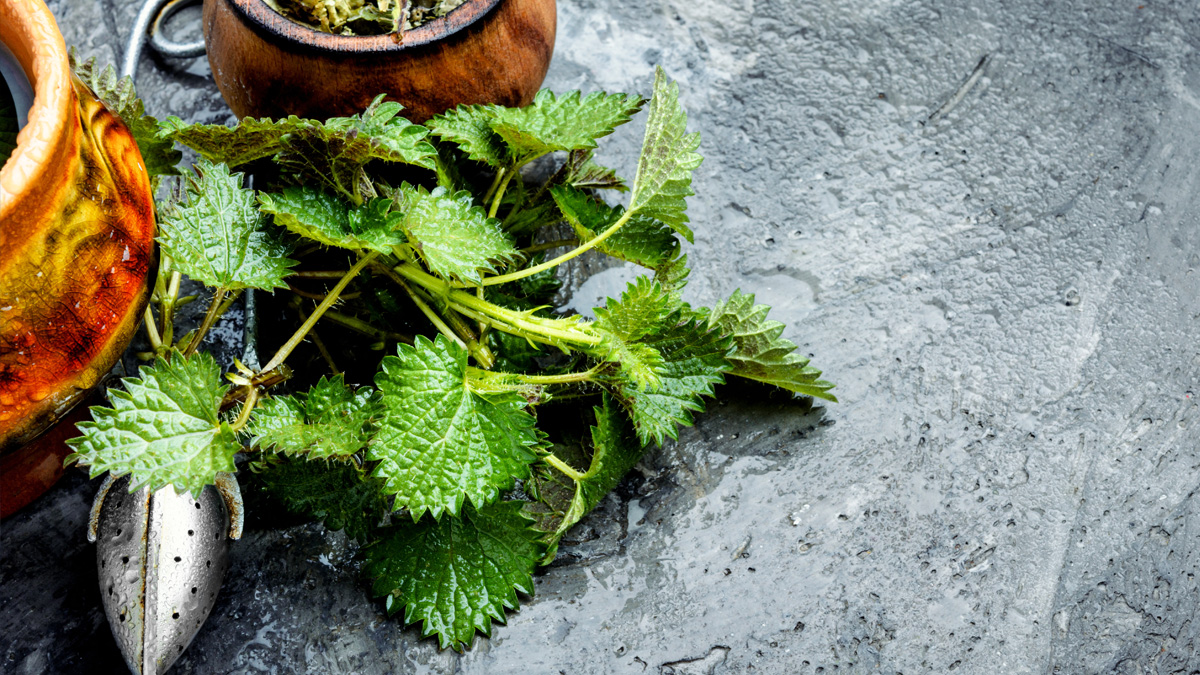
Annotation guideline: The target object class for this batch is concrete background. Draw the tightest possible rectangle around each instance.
[4,0,1200,673]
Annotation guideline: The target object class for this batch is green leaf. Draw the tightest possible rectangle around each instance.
[65,353,238,496]
[70,51,181,178]
[550,185,677,269]
[390,184,519,284]
[366,501,543,650]
[259,187,407,253]
[158,160,296,291]
[369,336,541,519]
[489,90,644,165]
[708,290,838,401]
[258,457,388,541]
[565,149,628,192]
[163,95,436,202]
[249,375,384,459]
[590,276,685,391]
[526,395,644,561]
[628,67,702,241]
[603,311,731,445]
[159,115,293,167]
[426,104,509,167]
[654,251,692,301]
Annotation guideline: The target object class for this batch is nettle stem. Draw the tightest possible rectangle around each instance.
[460,208,636,288]
[161,270,182,347]
[488,169,516,219]
[261,251,378,372]
[390,263,601,349]
[543,453,586,482]
[182,287,228,356]
[143,306,163,351]
[229,386,259,433]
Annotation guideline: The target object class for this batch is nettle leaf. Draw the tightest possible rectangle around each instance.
[655,252,692,301]
[566,149,627,192]
[590,276,683,391]
[550,185,677,270]
[603,310,731,445]
[70,51,181,178]
[165,96,435,202]
[366,501,543,650]
[426,104,509,167]
[526,395,644,561]
[250,375,384,459]
[65,353,238,496]
[708,290,838,401]
[259,187,406,253]
[258,457,388,542]
[158,160,296,291]
[159,115,295,167]
[342,96,438,168]
[489,89,644,165]
[628,67,703,241]
[391,184,518,284]
[369,336,541,520]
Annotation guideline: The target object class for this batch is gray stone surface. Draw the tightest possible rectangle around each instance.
[4,0,1200,673]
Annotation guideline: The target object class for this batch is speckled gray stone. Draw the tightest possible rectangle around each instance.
[4,0,1200,673]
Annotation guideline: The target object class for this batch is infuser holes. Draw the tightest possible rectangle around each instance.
[174,556,182,562]
[121,556,129,565]
[187,530,194,536]
[172,612,180,620]
[194,502,201,510]
[191,587,197,595]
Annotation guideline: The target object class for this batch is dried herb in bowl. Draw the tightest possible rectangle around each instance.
[261,0,467,35]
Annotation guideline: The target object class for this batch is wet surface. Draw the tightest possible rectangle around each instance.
[3,0,1200,672]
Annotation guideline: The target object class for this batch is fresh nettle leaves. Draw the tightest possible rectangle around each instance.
[67,65,837,651]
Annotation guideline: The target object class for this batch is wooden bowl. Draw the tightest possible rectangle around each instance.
[0,0,155,516]
[202,0,557,123]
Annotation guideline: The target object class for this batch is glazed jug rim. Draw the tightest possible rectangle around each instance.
[0,0,72,218]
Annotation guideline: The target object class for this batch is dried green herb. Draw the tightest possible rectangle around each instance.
[262,0,467,36]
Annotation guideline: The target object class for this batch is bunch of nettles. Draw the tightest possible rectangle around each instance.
[63,61,836,649]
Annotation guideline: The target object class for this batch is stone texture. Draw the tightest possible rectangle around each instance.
[4,0,1200,673]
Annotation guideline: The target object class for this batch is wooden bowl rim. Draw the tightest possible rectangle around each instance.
[224,0,503,53]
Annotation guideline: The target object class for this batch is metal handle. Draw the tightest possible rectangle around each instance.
[122,0,207,80]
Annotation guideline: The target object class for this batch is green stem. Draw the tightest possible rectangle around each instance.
[467,365,599,385]
[543,454,586,482]
[293,270,352,279]
[182,287,228,356]
[322,310,411,343]
[396,277,468,351]
[488,169,516,219]
[143,307,163,351]
[404,280,496,368]
[392,263,601,347]
[460,209,636,288]
[482,168,507,205]
[161,270,182,347]
[297,306,340,375]
[229,387,259,433]
[261,252,379,372]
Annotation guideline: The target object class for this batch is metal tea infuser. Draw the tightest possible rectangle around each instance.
[89,6,251,672]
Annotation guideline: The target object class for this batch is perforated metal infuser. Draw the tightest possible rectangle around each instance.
[89,474,243,674]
